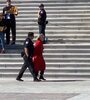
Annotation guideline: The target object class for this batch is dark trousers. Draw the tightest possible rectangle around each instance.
[17,56,37,79]
[39,24,46,36]
[6,20,16,44]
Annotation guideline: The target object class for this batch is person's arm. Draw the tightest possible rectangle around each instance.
[9,6,18,16]
[24,47,29,57]
[14,6,18,16]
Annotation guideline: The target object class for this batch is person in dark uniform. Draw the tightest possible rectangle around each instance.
[3,0,18,45]
[16,32,40,82]
[38,3,48,43]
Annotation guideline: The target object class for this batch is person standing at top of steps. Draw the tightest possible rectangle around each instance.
[38,3,48,44]
[3,0,18,45]
[16,32,40,82]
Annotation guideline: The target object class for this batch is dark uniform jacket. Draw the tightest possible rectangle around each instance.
[38,9,47,25]
[24,37,34,57]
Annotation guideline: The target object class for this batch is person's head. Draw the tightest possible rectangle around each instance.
[37,34,44,42]
[28,32,34,40]
[6,0,11,6]
[39,3,44,10]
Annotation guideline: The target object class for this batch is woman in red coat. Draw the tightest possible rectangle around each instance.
[33,34,46,80]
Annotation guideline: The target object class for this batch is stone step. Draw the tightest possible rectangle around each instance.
[15,27,90,31]
[1,67,90,73]
[1,62,90,68]
[4,38,90,44]
[2,0,90,2]
[1,77,90,81]
[18,11,90,15]
[1,66,90,70]
[16,9,90,13]
[0,62,90,65]
[1,72,90,78]
[16,17,90,21]
[14,36,90,41]
[1,2,90,9]
[16,22,90,26]
[5,49,90,53]
[5,43,90,48]
[1,4,90,8]
[16,18,90,22]
[1,58,90,63]
[44,53,90,58]
[15,28,90,32]
[16,25,90,29]
[1,53,90,58]
[44,44,90,48]
[17,13,90,17]
[5,43,90,49]
[6,3,90,7]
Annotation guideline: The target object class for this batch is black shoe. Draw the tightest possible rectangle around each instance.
[39,77,46,80]
[11,42,15,45]
[33,78,41,82]
[16,78,24,81]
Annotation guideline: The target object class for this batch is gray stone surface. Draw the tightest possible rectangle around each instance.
[0,93,77,100]
[67,94,90,100]
[0,79,90,94]
[0,79,90,100]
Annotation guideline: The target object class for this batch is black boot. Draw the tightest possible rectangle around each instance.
[39,71,46,80]
[33,71,41,82]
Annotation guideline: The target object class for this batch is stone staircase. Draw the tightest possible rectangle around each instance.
[0,0,90,80]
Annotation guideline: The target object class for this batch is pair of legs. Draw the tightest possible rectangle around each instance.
[16,56,40,81]
[6,20,16,45]
[35,70,46,80]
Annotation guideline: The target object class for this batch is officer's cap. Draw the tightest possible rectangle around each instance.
[39,3,44,7]
[28,32,34,37]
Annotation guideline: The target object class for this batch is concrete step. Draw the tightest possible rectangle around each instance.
[1,67,90,73]
[1,72,90,78]
[2,0,90,2]
[1,58,90,63]
[5,48,90,53]
[5,43,90,49]
[44,44,90,48]
[1,62,90,68]
[1,53,90,58]
[1,77,90,81]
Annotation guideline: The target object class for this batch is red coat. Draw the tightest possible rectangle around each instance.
[33,39,46,72]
